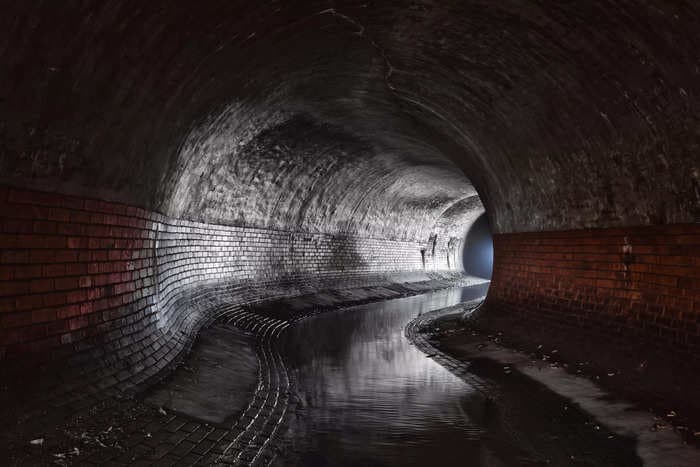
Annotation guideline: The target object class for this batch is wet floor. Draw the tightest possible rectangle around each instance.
[145,325,258,425]
[275,284,641,466]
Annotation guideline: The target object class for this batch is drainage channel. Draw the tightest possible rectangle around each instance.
[271,284,640,466]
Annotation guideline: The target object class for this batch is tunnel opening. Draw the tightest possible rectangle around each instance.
[1,2,699,465]
[461,212,493,280]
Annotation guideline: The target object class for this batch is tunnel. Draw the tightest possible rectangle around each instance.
[461,213,493,280]
[1,1,699,465]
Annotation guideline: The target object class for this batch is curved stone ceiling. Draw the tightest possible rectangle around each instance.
[1,0,698,238]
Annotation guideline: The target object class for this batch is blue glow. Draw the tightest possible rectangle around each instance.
[462,213,493,279]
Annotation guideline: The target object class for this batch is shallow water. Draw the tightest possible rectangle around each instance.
[275,284,641,466]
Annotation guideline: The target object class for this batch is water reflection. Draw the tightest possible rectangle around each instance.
[279,285,500,466]
[276,284,639,466]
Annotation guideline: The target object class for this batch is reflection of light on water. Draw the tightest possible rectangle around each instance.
[281,284,642,467]
[296,287,481,433]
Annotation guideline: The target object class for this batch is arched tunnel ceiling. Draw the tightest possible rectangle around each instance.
[1,1,699,237]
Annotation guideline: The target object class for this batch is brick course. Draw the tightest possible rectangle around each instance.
[487,225,700,357]
[0,186,440,396]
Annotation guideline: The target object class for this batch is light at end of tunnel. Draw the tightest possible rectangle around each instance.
[462,213,493,280]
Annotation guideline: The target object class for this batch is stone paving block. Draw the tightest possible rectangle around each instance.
[164,418,187,433]
[166,430,191,445]
[208,440,229,455]
[170,439,197,457]
[205,428,228,442]
[181,422,201,433]
[190,439,216,455]
[186,426,215,443]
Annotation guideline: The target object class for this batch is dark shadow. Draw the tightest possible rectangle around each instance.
[462,213,493,279]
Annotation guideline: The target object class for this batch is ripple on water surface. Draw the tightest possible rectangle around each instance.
[275,284,640,466]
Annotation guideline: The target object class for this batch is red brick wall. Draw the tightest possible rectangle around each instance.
[0,186,432,367]
[0,185,161,360]
[488,225,700,355]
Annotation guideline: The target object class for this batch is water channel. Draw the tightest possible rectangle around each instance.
[274,284,640,466]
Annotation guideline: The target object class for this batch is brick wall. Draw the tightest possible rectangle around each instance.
[0,186,431,369]
[424,196,483,271]
[152,219,425,338]
[487,225,700,356]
